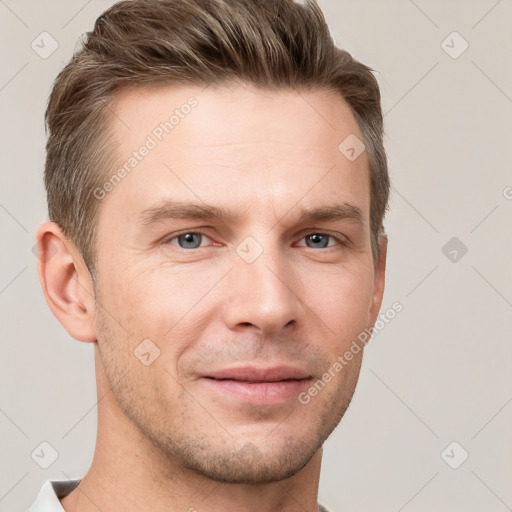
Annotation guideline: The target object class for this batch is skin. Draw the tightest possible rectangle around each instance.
[36,82,387,512]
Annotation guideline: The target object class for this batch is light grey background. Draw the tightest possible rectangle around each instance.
[1,0,511,510]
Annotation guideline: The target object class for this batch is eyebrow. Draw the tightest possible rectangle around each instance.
[137,200,365,228]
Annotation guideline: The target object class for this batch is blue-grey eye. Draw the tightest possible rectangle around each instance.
[305,233,331,249]
[176,232,203,249]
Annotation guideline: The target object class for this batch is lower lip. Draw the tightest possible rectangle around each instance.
[201,377,312,404]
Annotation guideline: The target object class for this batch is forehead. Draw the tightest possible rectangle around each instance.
[110,82,364,147]
[100,82,370,225]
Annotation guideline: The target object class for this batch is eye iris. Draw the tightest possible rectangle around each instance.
[178,233,202,249]
[306,234,329,248]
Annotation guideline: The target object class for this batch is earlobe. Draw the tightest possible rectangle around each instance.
[35,221,97,343]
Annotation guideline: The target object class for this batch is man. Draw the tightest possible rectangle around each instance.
[30,0,389,510]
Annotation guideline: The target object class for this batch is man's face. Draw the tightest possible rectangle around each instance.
[91,83,384,483]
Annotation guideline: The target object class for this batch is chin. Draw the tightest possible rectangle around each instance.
[152,429,323,484]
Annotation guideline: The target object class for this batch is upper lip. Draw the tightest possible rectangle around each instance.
[203,365,311,382]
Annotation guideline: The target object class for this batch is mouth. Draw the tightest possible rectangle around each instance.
[200,366,312,404]
[203,365,311,381]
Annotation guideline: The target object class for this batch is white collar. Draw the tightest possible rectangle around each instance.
[28,479,81,511]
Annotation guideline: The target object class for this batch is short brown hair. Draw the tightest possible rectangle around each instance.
[44,0,389,276]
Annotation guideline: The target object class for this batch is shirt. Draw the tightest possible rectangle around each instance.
[28,479,331,511]
[28,480,80,511]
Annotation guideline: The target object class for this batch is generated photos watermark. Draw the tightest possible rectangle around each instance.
[298,301,403,405]
[93,96,198,200]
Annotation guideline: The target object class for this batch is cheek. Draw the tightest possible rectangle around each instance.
[108,265,218,350]
[306,264,374,346]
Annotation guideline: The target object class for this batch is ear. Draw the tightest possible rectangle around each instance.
[35,221,97,342]
[367,234,388,329]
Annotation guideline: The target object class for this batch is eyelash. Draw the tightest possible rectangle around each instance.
[163,230,347,251]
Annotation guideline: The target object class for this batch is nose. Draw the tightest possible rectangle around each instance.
[221,243,303,337]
